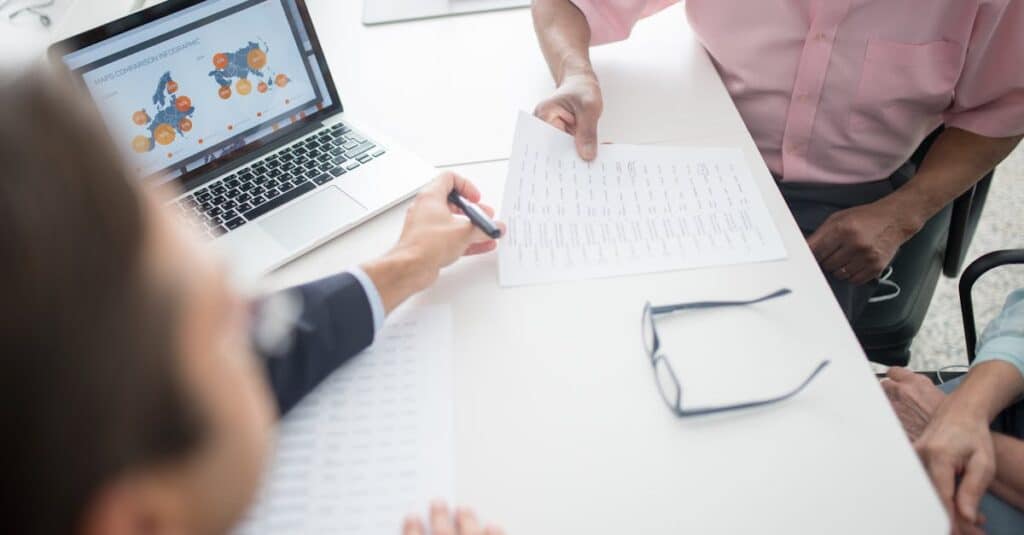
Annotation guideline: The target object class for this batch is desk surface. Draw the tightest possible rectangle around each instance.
[22,1,948,533]
[271,2,948,534]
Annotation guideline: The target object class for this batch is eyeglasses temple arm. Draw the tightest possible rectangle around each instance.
[650,288,792,315]
[675,359,831,417]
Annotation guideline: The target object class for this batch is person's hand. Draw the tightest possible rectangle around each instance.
[403,502,505,535]
[806,197,923,285]
[362,172,506,313]
[534,71,603,160]
[395,171,505,273]
[882,367,947,441]
[913,391,995,533]
[916,401,995,533]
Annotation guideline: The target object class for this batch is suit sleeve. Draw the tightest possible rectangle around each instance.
[263,272,376,414]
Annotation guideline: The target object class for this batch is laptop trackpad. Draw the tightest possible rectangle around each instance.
[258,186,367,250]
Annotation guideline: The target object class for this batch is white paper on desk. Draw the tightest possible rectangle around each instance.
[235,305,455,535]
[498,112,788,287]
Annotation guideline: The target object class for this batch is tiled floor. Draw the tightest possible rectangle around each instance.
[907,145,1024,371]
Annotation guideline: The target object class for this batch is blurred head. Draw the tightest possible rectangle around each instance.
[0,71,276,535]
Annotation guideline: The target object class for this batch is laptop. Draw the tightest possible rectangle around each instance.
[50,0,434,282]
[363,0,530,26]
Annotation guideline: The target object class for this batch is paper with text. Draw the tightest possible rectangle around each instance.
[499,112,787,286]
[236,305,455,534]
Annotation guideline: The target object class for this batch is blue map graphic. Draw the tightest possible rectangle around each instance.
[135,71,197,152]
[208,40,289,93]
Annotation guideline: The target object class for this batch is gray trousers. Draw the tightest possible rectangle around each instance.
[939,378,1024,534]
[776,165,913,323]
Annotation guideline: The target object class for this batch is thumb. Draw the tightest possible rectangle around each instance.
[573,100,600,161]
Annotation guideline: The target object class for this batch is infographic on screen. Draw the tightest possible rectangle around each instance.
[78,0,324,180]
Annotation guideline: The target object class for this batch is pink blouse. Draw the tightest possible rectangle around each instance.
[570,0,1024,184]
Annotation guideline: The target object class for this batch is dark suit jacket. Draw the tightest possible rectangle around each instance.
[262,272,375,414]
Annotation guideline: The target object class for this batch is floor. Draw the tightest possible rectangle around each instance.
[906,144,1024,371]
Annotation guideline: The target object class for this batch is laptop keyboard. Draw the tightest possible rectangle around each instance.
[173,122,385,239]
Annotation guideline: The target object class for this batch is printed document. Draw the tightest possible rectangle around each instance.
[499,112,787,286]
[236,305,456,534]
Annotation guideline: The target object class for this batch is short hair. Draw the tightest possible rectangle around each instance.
[0,71,206,534]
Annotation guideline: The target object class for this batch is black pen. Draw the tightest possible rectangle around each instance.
[447,191,502,239]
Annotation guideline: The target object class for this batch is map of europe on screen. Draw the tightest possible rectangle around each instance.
[130,72,197,154]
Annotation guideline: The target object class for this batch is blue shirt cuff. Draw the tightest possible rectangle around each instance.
[347,266,385,335]
[973,337,1024,382]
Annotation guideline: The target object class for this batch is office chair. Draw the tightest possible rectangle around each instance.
[960,249,1024,363]
[854,126,995,366]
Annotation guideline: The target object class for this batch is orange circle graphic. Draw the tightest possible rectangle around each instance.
[213,53,229,69]
[166,80,178,94]
[218,85,232,100]
[275,74,289,88]
[174,96,192,113]
[131,135,151,153]
[258,82,269,93]
[236,78,252,96]
[154,123,176,146]
[132,110,149,126]
[247,48,267,70]
[178,118,193,132]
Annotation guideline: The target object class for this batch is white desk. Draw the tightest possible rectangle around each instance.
[268,2,949,534]
[29,2,948,533]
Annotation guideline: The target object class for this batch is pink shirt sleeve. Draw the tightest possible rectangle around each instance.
[944,1,1024,138]
[570,0,680,45]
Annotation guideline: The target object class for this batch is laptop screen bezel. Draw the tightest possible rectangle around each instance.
[48,0,344,193]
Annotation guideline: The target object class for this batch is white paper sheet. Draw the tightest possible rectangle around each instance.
[236,305,455,534]
[498,112,788,287]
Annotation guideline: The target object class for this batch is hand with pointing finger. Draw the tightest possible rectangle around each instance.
[534,71,604,160]
[403,502,505,535]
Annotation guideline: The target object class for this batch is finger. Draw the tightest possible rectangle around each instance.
[920,453,958,521]
[957,453,995,524]
[429,172,483,204]
[483,526,506,535]
[448,201,496,221]
[430,501,455,535]
[572,98,600,161]
[465,240,498,256]
[477,203,496,218]
[887,367,916,382]
[849,264,880,286]
[455,507,481,535]
[534,100,576,133]
[451,175,483,204]
[819,244,857,273]
[956,515,986,535]
[806,225,842,263]
[838,257,869,283]
[403,515,425,535]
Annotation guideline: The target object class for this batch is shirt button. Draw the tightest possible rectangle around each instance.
[815,32,829,42]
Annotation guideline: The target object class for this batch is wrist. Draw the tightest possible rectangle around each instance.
[878,191,930,241]
[557,56,596,86]
[360,247,436,314]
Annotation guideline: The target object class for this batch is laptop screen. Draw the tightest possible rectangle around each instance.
[59,0,337,186]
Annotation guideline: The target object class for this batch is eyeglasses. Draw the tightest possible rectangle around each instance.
[641,288,830,417]
[2,0,55,27]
